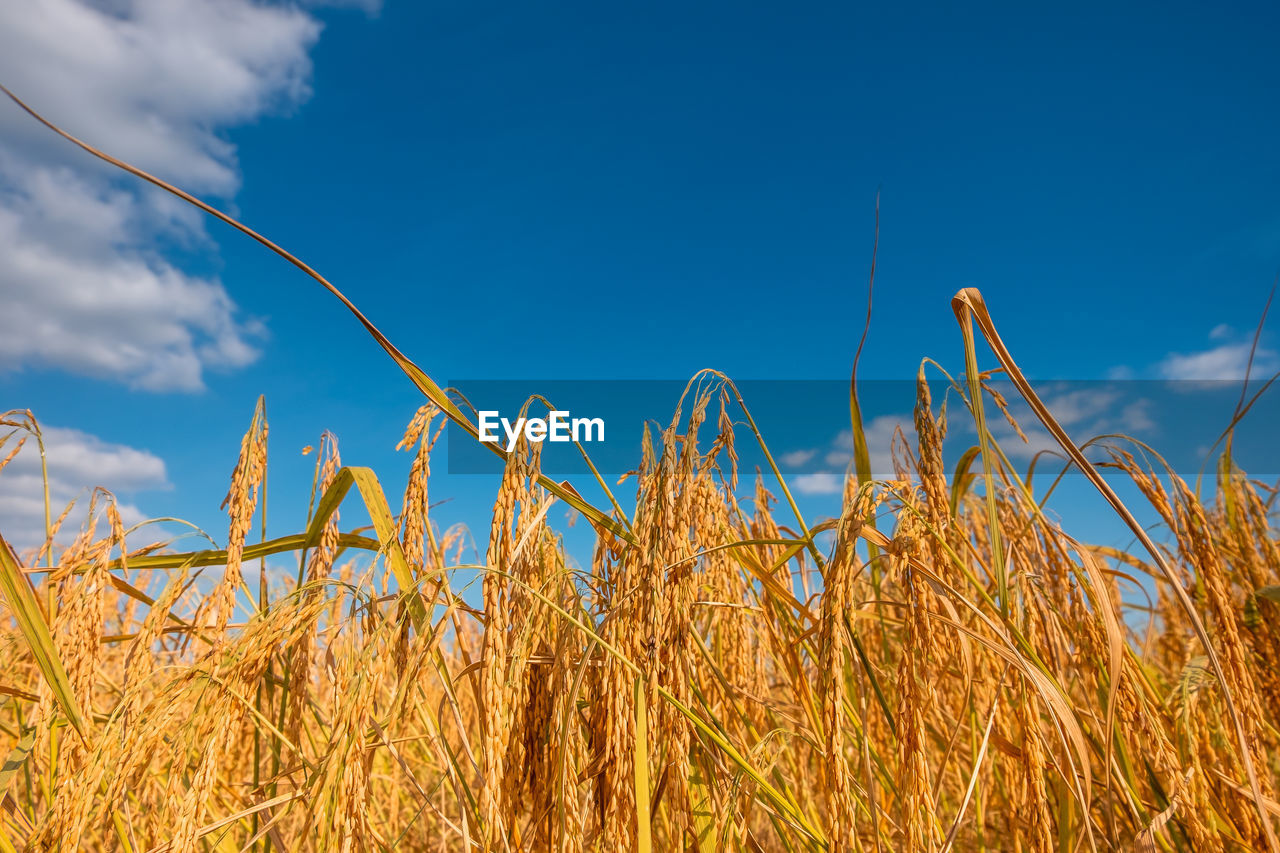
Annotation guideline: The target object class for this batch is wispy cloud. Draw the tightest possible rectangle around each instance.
[1109,325,1279,384]
[1156,340,1280,381]
[782,413,911,495]
[779,448,816,467]
[0,424,170,552]
[1209,323,1234,342]
[0,0,330,391]
[792,472,843,495]
[824,415,910,476]
[1033,387,1119,427]
[948,383,1158,465]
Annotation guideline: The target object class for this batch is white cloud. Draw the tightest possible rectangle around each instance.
[826,414,909,477]
[951,384,1150,465]
[779,448,815,467]
[0,1,320,194]
[0,173,266,390]
[1104,365,1135,381]
[988,424,1064,463]
[1119,399,1155,432]
[0,0,328,391]
[782,415,911,497]
[1157,341,1280,381]
[792,472,843,495]
[823,447,850,467]
[1035,386,1119,427]
[0,424,170,552]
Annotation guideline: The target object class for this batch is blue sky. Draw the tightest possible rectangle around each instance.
[1,1,1278,574]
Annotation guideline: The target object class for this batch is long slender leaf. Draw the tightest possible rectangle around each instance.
[0,535,86,737]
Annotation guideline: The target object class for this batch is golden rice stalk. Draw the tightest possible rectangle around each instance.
[818,492,870,853]
[480,431,543,850]
[398,403,443,574]
[891,524,940,853]
[194,397,268,640]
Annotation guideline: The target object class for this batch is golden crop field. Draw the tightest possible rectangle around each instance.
[2,90,1279,853]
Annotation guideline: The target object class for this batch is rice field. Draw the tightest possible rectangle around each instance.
[2,89,1279,853]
